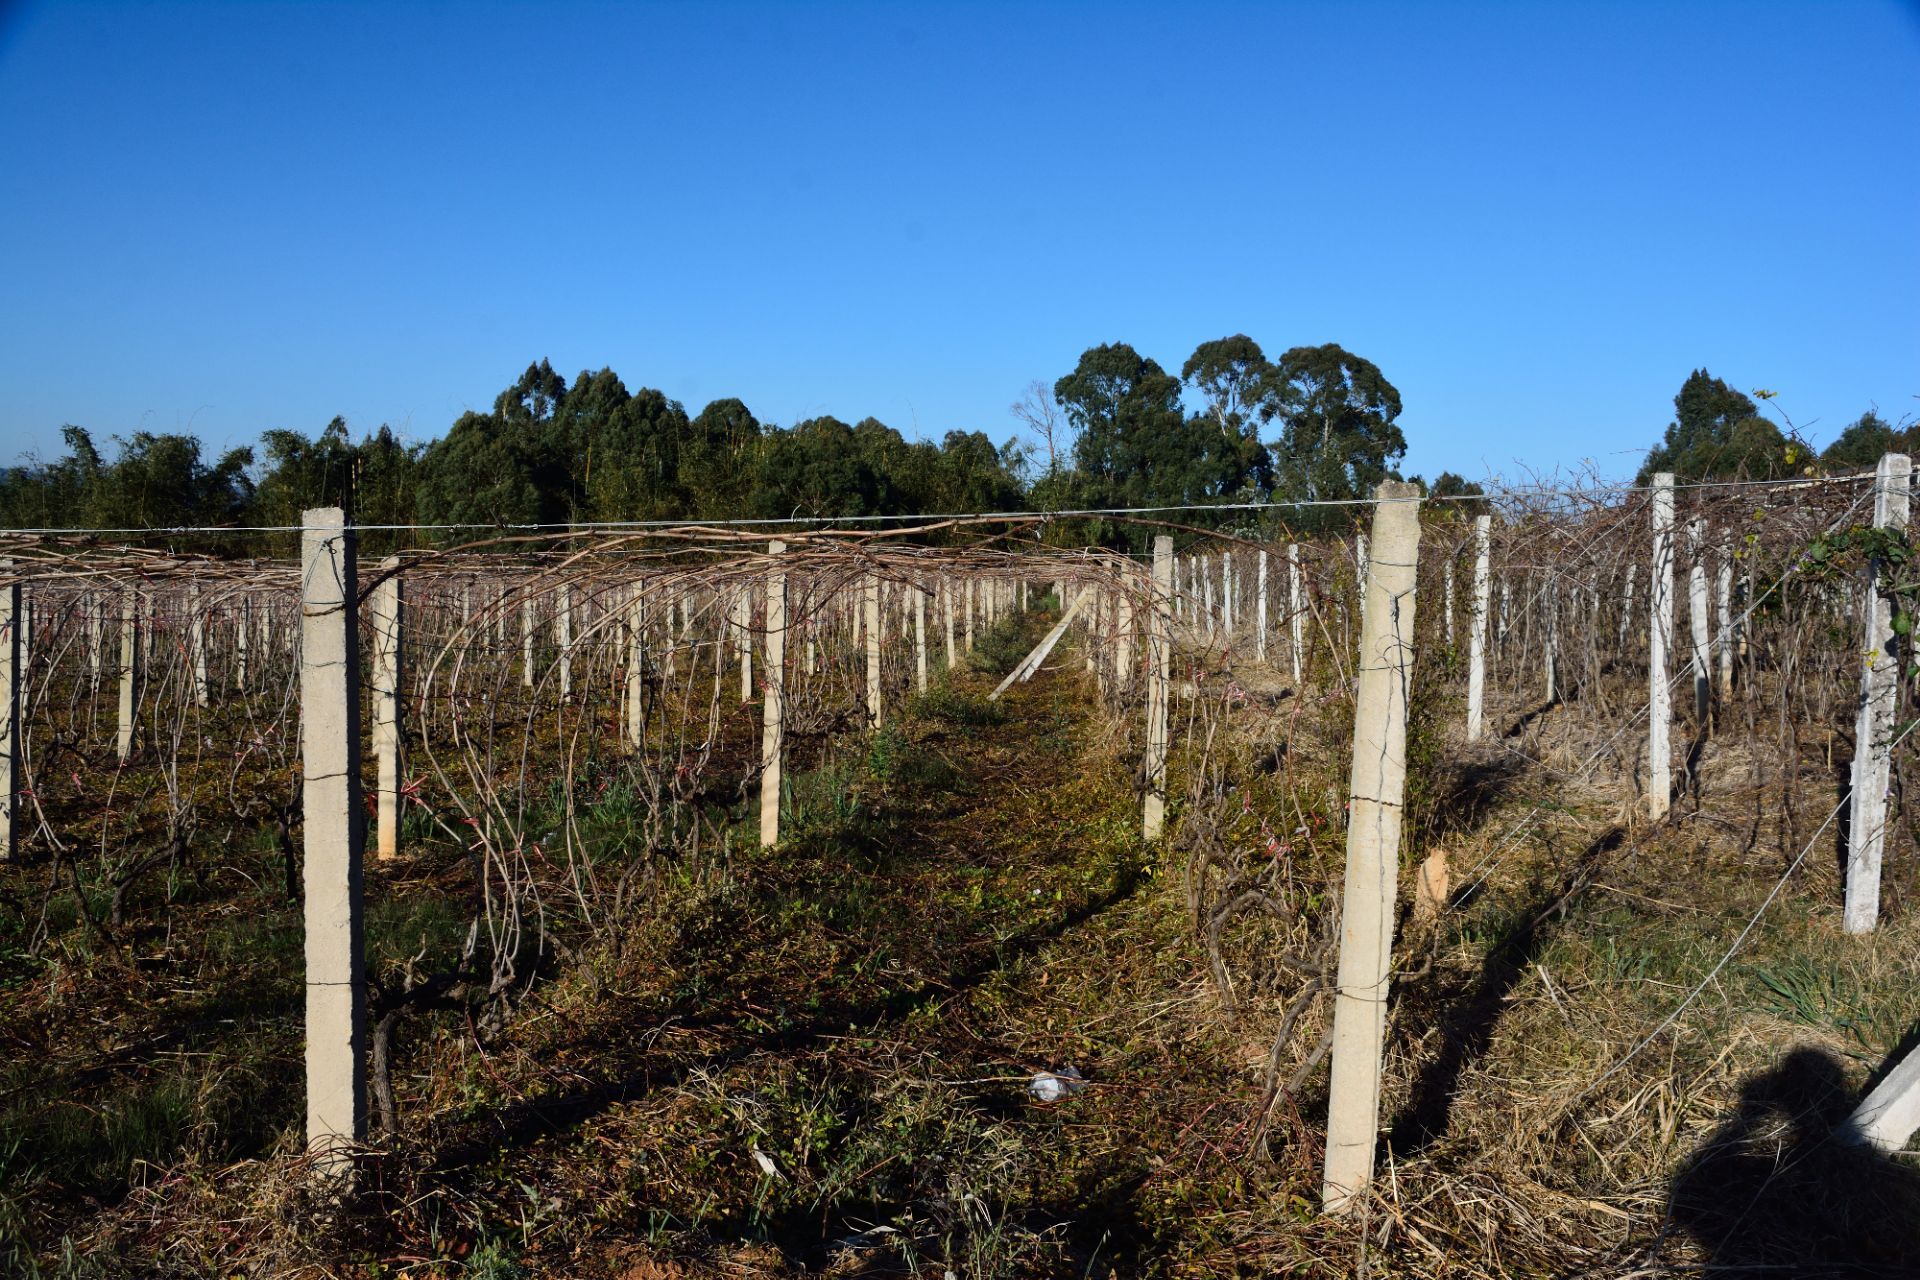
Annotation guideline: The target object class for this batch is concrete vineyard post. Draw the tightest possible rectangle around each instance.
[1649,473,1675,820]
[760,541,787,848]
[1543,578,1559,703]
[1,565,17,861]
[189,582,209,708]
[1144,539,1174,840]
[1288,543,1304,684]
[236,594,250,690]
[1688,520,1711,729]
[1322,482,1423,1215]
[556,587,574,702]
[1845,452,1912,934]
[865,575,883,728]
[117,588,139,762]
[1467,514,1491,742]
[88,593,103,693]
[623,588,644,748]
[1444,557,1456,648]
[943,577,956,669]
[736,587,753,704]
[1115,592,1134,691]
[521,595,535,689]
[965,580,976,652]
[1256,549,1269,663]
[1716,543,1735,697]
[914,581,928,693]
[299,507,367,1176]
[372,558,404,862]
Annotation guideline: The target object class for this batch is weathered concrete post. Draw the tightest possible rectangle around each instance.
[372,557,404,861]
[1288,543,1305,685]
[761,542,787,847]
[521,595,535,689]
[625,587,646,750]
[188,582,210,708]
[1649,473,1675,820]
[1144,541,1174,840]
[942,577,957,669]
[735,586,754,704]
[1256,548,1269,663]
[116,588,140,763]
[556,586,574,702]
[1845,452,1912,934]
[914,580,928,693]
[1,564,18,861]
[299,507,367,1175]
[1687,520,1712,729]
[1444,555,1456,648]
[88,593,104,694]
[964,579,976,652]
[1715,542,1735,697]
[865,574,883,728]
[1467,514,1492,742]
[1115,591,1134,691]
[236,594,251,691]
[1543,577,1560,704]
[1322,481,1423,1216]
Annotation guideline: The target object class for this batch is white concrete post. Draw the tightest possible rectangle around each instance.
[1221,552,1233,641]
[1115,592,1134,691]
[914,581,928,693]
[299,507,367,1175]
[1715,543,1735,697]
[372,558,403,861]
[964,579,976,652]
[760,542,787,847]
[1467,515,1491,742]
[1288,543,1304,685]
[865,574,883,728]
[943,577,957,669]
[1620,564,1636,646]
[1256,549,1269,663]
[1203,559,1216,641]
[1322,482,1423,1215]
[556,586,574,702]
[116,588,139,763]
[1443,557,1456,648]
[1144,541,1173,840]
[88,593,103,694]
[1840,1042,1920,1153]
[1,565,18,861]
[1688,520,1711,728]
[1544,578,1560,703]
[236,594,251,691]
[521,595,535,689]
[625,588,646,750]
[1845,452,1912,934]
[1649,473,1675,820]
[188,582,210,708]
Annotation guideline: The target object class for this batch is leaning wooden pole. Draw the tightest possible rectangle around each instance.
[1144,538,1174,840]
[1322,481,1423,1215]
[1845,452,1912,934]
[300,507,368,1176]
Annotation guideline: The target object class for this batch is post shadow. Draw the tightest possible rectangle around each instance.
[1666,1045,1920,1276]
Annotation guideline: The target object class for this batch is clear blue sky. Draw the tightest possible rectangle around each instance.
[2,0,1915,486]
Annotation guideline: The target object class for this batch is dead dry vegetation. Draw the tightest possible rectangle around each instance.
[6,516,1920,1279]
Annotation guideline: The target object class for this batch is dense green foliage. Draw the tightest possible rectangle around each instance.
[18,345,1886,549]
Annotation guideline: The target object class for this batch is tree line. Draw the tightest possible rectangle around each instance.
[0,341,1887,555]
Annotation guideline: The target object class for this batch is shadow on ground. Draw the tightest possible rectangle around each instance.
[1666,1045,1920,1277]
